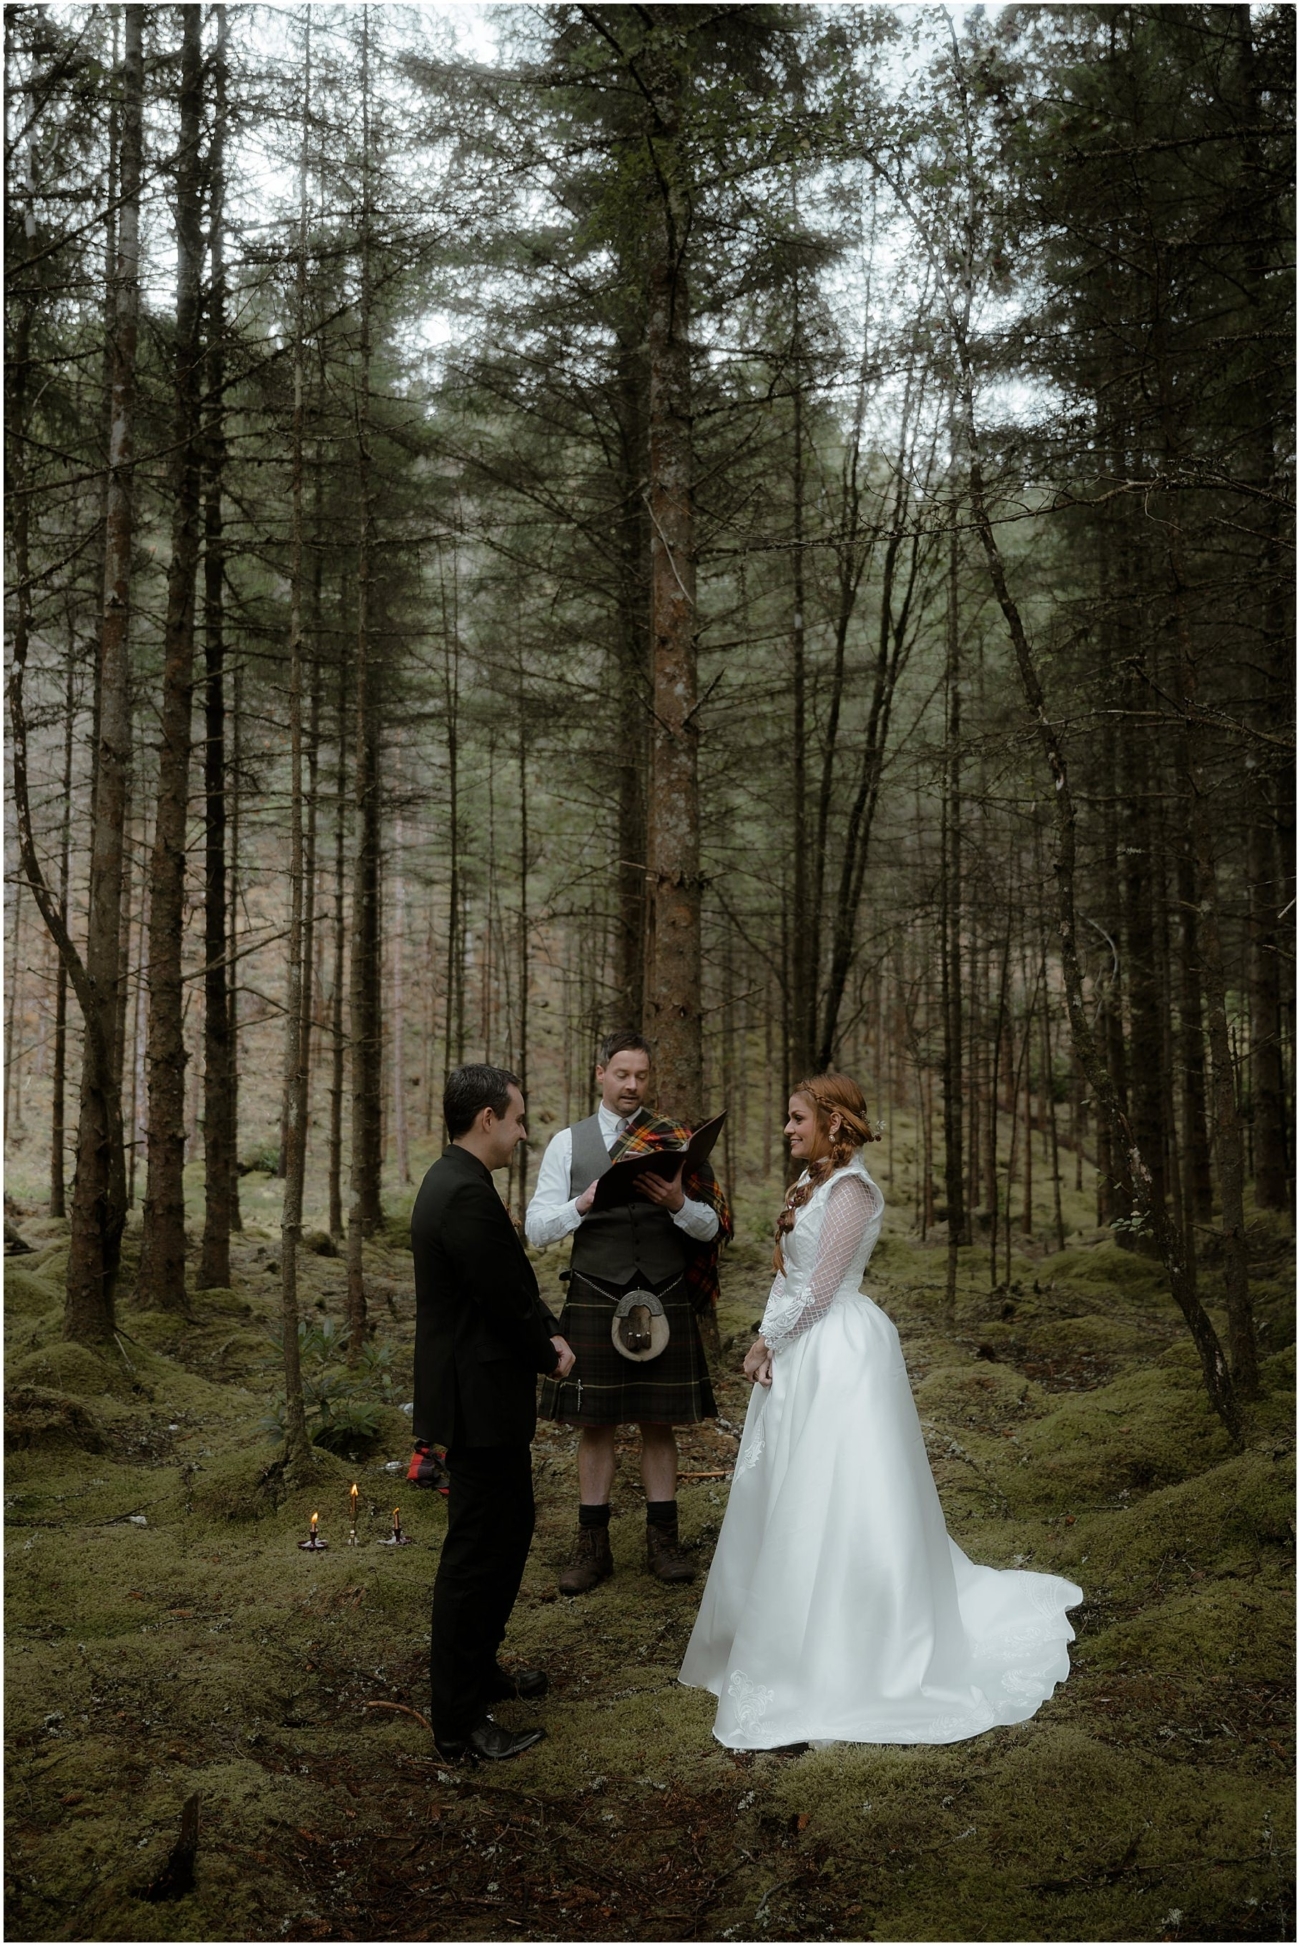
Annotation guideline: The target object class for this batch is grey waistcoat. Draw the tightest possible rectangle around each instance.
[567,1113,687,1287]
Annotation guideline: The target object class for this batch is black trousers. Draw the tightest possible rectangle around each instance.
[429,1442,535,1741]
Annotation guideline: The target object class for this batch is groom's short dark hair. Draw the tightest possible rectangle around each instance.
[597,1030,652,1067]
[444,1063,520,1138]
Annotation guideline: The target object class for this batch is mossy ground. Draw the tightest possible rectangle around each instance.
[4,1149,1293,1944]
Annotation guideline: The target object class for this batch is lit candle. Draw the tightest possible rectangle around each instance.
[310,1511,319,1537]
[350,1484,359,1521]
[392,1507,400,1535]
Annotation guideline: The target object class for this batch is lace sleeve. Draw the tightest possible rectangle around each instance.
[763,1174,880,1355]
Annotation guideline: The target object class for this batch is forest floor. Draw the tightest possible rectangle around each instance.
[3,1157,1294,1945]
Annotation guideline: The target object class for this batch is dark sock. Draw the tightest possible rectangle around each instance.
[645,1499,677,1528]
[578,1502,611,1529]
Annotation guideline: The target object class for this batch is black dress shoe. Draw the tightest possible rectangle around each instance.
[484,1662,548,1702]
[436,1716,546,1764]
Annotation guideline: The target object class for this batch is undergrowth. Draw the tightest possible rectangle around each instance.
[4,1171,1293,1943]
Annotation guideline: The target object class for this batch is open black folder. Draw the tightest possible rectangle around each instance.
[589,1111,727,1212]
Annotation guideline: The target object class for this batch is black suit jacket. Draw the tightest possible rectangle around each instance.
[411,1145,559,1449]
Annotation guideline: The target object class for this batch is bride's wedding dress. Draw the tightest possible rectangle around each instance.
[680,1157,1082,1749]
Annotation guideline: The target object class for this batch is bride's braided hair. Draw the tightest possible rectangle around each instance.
[773,1071,877,1273]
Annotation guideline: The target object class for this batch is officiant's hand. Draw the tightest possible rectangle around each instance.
[574,1183,598,1216]
[743,1337,773,1387]
[634,1165,685,1212]
[550,1336,576,1379]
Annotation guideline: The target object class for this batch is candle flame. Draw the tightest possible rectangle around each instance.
[310,1511,318,1532]
[350,1483,358,1502]
[392,1507,400,1526]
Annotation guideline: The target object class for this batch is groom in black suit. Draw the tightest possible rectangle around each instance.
[412,1064,574,1762]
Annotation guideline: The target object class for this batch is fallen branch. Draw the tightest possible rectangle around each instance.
[363,1699,433,1736]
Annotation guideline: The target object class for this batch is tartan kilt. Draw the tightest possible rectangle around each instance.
[538,1271,716,1428]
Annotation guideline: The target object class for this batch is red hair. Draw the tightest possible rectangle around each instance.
[773,1072,877,1273]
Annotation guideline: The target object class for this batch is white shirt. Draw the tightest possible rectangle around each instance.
[525,1101,720,1249]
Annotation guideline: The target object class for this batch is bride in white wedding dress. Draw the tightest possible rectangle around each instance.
[680,1072,1081,1750]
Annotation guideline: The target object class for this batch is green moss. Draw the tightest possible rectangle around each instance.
[5,1207,1292,1944]
[5,1262,63,1320]
[7,1340,134,1399]
[1011,1365,1234,1511]
[764,1723,1285,1943]
[1039,1241,1170,1300]
[1082,1579,1292,1680]
[1055,1449,1294,1584]
[4,1384,104,1453]
[912,1362,1049,1420]
[189,1441,354,1523]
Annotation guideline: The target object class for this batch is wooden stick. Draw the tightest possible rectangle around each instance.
[363,1699,433,1735]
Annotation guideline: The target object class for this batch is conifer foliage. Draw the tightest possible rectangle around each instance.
[5,5,1292,1440]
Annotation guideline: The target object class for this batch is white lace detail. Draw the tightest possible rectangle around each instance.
[735,1433,765,1475]
[726,1670,774,1734]
[923,1701,997,1740]
[762,1164,884,1354]
[1001,1669,1051,1700]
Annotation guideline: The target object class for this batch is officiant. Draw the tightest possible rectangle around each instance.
[526,1031,732,1594]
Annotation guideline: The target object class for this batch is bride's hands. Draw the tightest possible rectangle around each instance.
[742,1337,773,1387]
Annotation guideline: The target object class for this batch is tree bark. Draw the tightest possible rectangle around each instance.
[788,280,815,1081]
[642,26,703,1120]
[63,5,143,1342]
[940,521,968,1320]
[614,331,648,1032]
[44,616,77,1214]
[347,12,382,1358]
[962,410,1241,1443]
[278,7,315,1475]
[328,657,347,1241]
[198,3,234,1291]
[137,7,206,1315]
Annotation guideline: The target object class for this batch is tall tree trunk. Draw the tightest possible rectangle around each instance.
[63,7,144,1342]
[1119,659,1167,1239]
[1152,331,1256,1396]
[278,7,315,1476]
[198,3,234,1291]
[227,646,243,1231]
[128,840,148,1208]
[614,331,648,1032]
[1177,847,1214,1231]
[514,656,532,1222]
[1231,0,1291,1212]
[328,656,347,1241]
[642,30,703,1120]
[49,627,75,1215]
[940,521,968,1320]
[960,386,1241,1443]
[6,889,26,1139]
[1172,613,1257,1397]
[438,546,461,1090]
[816,484,921,1070]
[137,8,206,1315]
[391,805,410,1186]
[347,12,382,1358]
[789,283,815,1081]
[1249,811,1289,1209]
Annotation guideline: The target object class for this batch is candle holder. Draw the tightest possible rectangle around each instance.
[298,1512,329,1552]
[377,1506,415,1547]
